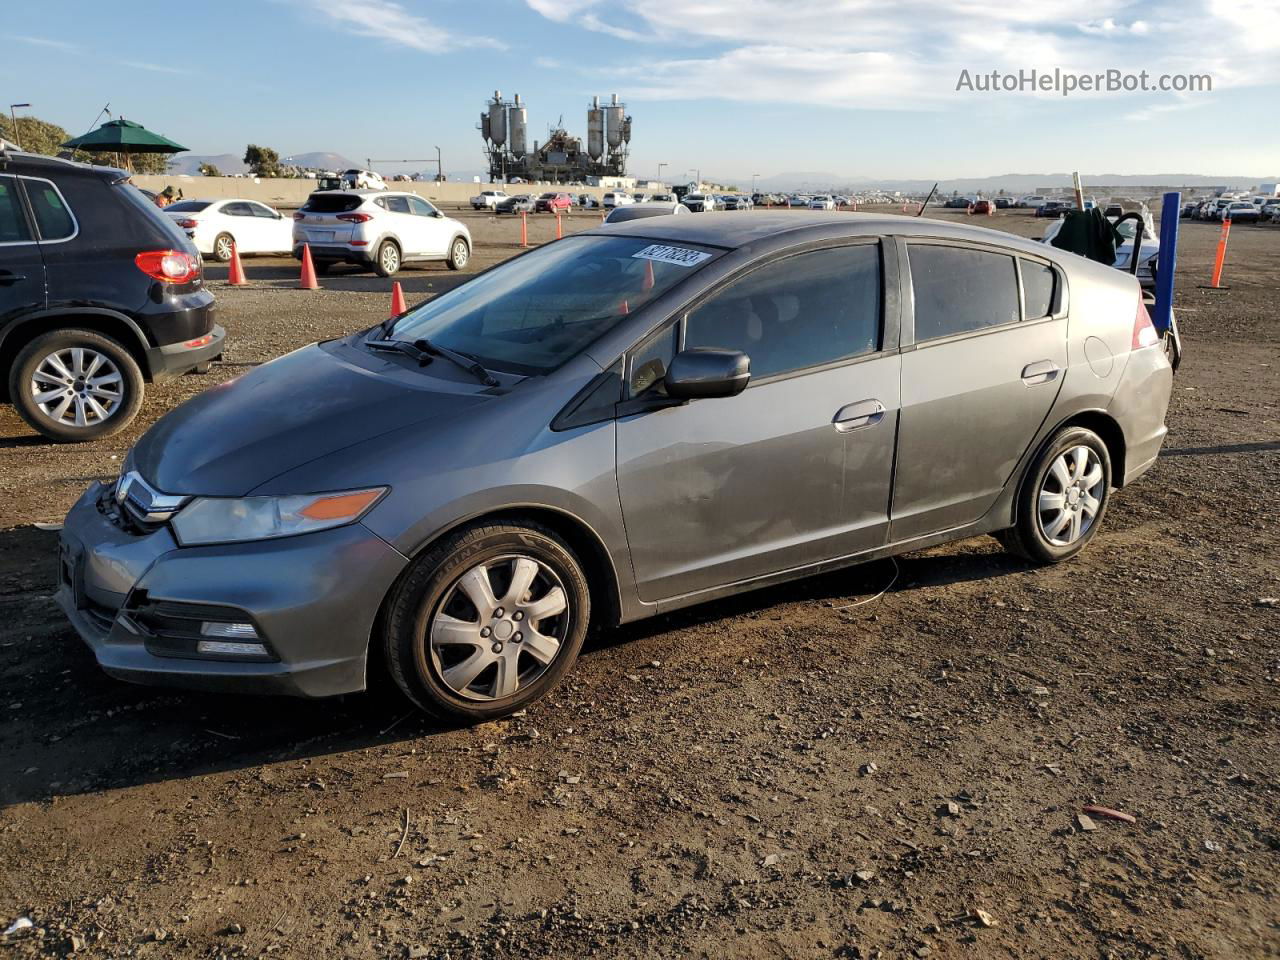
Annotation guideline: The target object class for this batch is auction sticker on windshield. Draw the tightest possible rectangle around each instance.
[632,244,712,268]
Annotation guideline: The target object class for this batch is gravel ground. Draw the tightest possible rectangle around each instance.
[0,206,1277,959]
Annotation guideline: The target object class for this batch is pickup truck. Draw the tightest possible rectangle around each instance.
[470,190,509,210]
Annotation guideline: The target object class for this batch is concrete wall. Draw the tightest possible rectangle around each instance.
[130,175,613,209]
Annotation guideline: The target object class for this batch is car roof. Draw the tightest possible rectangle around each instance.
[592,211,1066,260]
[0,148,125,181]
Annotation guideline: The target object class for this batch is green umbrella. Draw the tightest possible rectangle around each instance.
[61,117,187,171]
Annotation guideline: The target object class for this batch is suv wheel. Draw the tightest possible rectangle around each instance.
[375,240,401,277]
[446,237,469,271]
[997,426,1112,563]
[212,233,235,262]
[9,329,144,442]
[384,520,591,722]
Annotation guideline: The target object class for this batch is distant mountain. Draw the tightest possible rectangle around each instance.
[746,170,1271,194]
[167,150,355,176]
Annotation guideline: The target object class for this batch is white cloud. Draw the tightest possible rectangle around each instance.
[118,60,191,75]
[14,35,78,51]
[524,0,1277,108]
[298,0,504,52]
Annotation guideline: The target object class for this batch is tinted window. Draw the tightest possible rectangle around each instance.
[1020,260,1056,320]
[0,178,32,243]
[908,244,1020,341]
[23,179,75,240]
[165,200,211,213]
[385,196,411,214]
[222,202,254,217]
[684,245,881,379]
[248,202,277,218]
[303,193,363,213]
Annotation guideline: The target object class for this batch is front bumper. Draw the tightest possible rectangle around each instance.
[145,324,226,381]
[56,481,408,698]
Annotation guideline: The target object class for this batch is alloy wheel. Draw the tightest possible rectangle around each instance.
[428,555,569,701]
[29,347,124,428]
[215,236,234,261]
[452,240,468,268]
[382,244,399,273]
[1038,445,1104,546]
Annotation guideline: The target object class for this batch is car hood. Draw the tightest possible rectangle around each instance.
[132,340,492,497]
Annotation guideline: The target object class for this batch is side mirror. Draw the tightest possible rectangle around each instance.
[664,348,750,400]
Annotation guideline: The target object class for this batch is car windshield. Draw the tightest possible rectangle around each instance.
[383,234,722,376]
[165,200,212,212]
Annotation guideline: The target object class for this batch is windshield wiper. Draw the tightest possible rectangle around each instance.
[365,337,498,387]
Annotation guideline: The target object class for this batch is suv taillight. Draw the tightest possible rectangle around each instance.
[337,213,373,223]
[135,250,200,284]
[293,212,306,220]
[1132,300,1159,350]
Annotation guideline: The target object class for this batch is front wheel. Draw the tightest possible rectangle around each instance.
[997,426,1112,564]
[446,237,470,271]
[383,521,591,722]
[8,329,145,442]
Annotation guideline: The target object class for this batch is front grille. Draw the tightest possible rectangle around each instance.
[96,482,162,535]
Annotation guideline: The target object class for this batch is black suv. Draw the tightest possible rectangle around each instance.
[0,150,224,441]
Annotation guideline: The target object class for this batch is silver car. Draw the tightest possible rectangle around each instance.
[57,213,1172,722]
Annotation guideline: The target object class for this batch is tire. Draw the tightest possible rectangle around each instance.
[374,240,401,277]
[8,328,145,443]
[997,426,1112,564]
[383,520,591,722]
[446,236,470,271]
[212,233,235,263]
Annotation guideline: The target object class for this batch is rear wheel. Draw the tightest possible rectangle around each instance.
[383,521,591,722]
[9,329,144,442]
[446,237,470,271]
[212,233,235,262]
[374,240,401,277]
[997,426,1111,563]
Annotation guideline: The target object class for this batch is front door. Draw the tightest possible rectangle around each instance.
[408,196,450,256]
[891,242,1067,539]
[616,242,899,602]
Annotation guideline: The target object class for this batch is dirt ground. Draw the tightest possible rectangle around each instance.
[0,205,1277,959]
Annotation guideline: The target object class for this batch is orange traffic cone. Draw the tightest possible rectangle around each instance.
[227,243,247,286]
[642,259,654,291]
[520,212,529,248]
[556,213,563,240]
[298,243,319,290]
[620,299,629,315]
[390,281,407,317]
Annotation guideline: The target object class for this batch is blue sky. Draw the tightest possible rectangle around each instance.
[4,0,1278,183]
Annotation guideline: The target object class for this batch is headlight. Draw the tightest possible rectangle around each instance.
[170,487,387,546]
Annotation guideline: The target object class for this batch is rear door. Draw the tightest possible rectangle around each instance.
[0,175,46,330]
[891,240,1067,540]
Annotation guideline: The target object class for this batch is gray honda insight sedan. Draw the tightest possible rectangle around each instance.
[57,213,1172,721]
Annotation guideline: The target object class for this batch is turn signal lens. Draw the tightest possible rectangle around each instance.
[297,489,384,521]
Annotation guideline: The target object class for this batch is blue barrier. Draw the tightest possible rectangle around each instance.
[1151,191,1180,333]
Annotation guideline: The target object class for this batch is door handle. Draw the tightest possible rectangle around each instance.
[1021,360,1060,385]
[833,399,885,432]
[0,270,26,285]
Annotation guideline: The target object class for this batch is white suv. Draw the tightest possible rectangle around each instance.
[342,169,386,190]
[602,192,634,208]
[471,189,509,210]
[293,190,472,277]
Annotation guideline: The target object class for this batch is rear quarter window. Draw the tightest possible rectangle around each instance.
[908,244,1020,342]
[24,179,76,240]
[1020,260,1057,320]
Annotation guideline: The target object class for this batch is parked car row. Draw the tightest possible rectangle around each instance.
[1182,195,1278,222]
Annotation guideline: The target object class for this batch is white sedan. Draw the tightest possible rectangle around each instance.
[164,199,294,262]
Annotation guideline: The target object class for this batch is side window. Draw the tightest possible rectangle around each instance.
[385,196,412,214]
[23,179,75,240]
[684,245,881,379]
[908,244,1020,341]
[0,178,34,243]
[248,202,277,219]
[1020,260,1057,320]
[408,196,437,217]
[374,197,388,210]
[222,202,253,217]
[627,324,678,397]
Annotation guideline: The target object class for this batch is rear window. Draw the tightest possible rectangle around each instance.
[165,200,211,213]
[909,244,1021,341]
[116,183,194,248]
[303,194,363,213]
[0,178,32,243]
[23,178,76,240]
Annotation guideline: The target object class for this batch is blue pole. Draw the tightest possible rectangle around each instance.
[1151,191,1180,334]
